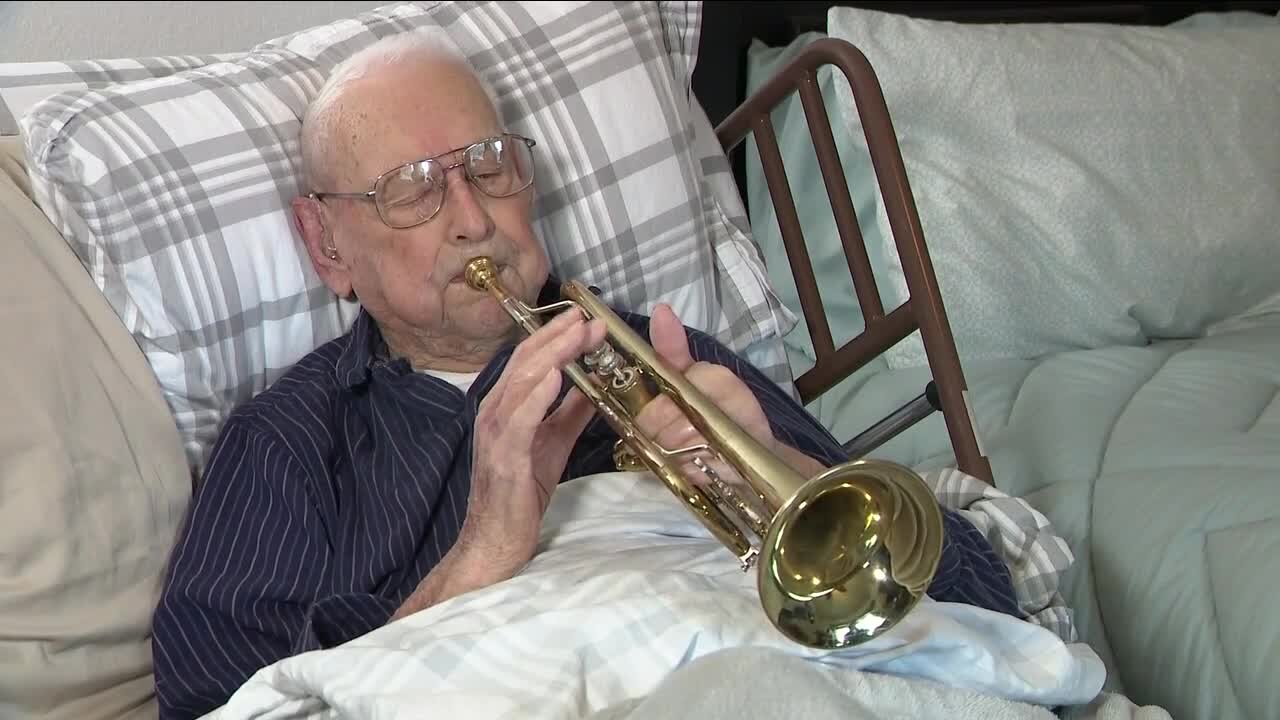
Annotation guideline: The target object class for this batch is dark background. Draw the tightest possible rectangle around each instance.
[690,1,1280,198]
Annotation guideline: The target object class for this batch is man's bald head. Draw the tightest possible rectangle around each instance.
[299,28,500,193]
[290,26,548,374]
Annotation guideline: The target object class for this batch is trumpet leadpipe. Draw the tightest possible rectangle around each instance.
[559,278,812,515]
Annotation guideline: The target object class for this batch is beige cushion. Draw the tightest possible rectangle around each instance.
[0,136,190,720]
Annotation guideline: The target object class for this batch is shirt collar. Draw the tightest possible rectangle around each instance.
[335,308,386,389]
[334,276,569,390]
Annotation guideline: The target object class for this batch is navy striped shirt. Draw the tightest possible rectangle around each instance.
[151,281,1021,719]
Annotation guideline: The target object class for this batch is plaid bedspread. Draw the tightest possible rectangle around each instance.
[922,466,1078,642]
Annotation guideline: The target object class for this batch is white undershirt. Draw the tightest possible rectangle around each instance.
[417,368,481,394]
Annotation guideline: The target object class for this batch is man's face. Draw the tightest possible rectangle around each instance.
[320,60,549,357]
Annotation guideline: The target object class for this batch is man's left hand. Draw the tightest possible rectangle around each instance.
[639,303,774,454]
[636,304,826,484]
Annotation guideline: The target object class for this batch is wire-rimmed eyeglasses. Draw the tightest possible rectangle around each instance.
[309,133,537,229]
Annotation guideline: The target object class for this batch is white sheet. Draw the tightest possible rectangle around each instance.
[585,647,1170,720]
[204,471,1107,720]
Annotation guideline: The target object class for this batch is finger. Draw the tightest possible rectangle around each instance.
[538,387,597,488]
[634,394,683,441]
[582,317,607,354]
[501,309,588,390]
[488,314,604,430]
[653,414,704,453]
[534,318,596,380]
[636,392,698,448]
[649,303,695,373]
[502,315,587,396]
[509,307,586,365]
[517,317,609,398]
[527,314,610,372]
[547,386,596,439]
[507,368,564,436]
[487,309,582,404]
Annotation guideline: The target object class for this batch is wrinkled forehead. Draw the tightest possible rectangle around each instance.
[345,66,503,186]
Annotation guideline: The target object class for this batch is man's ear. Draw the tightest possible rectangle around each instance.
[292,195,354,300]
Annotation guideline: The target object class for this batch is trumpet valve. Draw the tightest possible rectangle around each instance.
[612,441,646,473]
[584,344,653,417]
[584,343,623,374]
[693,456,770,538]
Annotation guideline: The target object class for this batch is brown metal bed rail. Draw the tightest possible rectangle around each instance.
[715,37,995,485]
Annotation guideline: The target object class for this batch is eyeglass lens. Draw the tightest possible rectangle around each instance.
[375,135,534,228]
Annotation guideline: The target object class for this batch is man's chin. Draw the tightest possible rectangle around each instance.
[468,302,523,339]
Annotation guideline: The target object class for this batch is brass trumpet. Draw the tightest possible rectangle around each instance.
[464,257,944,650]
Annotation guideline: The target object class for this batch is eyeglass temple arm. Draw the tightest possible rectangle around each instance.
[309,190,376,200]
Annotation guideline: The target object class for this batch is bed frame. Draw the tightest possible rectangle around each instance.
[698,1,1280,485]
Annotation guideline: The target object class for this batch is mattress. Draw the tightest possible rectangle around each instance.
[793,314,1280,720]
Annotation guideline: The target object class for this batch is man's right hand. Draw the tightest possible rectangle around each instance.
[393,309,606,620]
[463,307,607,575]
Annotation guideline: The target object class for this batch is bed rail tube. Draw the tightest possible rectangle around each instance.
[715,37,994,485]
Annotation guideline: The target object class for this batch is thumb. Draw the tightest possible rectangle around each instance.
[650,303,695,372]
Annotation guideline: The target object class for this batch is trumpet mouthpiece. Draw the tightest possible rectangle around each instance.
[464,257,498,292]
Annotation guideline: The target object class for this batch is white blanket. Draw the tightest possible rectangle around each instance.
[586,647,1171,720]
[205,471,1108,720]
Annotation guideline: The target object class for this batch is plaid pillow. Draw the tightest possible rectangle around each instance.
[686,95,800,395]
[21,1,793,475]
[0,55,237,136]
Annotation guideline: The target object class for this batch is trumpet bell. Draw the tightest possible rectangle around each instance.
[759,459,943,649]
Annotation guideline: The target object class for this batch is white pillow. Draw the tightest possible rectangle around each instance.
[826,7,1280,369]
[21,1,791,474]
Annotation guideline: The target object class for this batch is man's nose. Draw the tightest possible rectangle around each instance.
[443,168,494,243]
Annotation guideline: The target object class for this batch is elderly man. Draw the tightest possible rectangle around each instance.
[150,29,1023,720]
